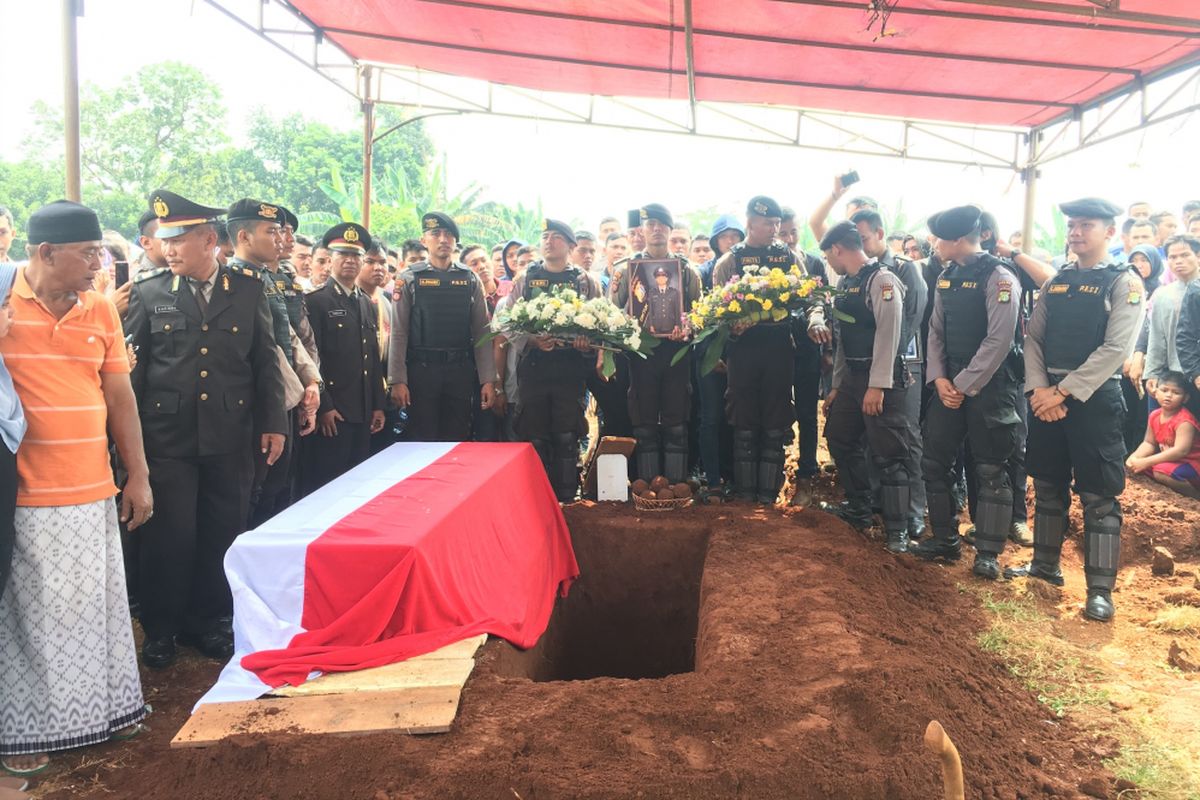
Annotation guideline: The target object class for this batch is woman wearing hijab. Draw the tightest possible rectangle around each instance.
[0,262,25,601]
[1124,243,1166,452]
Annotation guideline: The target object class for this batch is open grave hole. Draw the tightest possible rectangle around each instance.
[497,518,712,682]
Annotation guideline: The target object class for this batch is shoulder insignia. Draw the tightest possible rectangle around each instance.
[997,277,1012,304]
[881,283,895,302]
[1128,291,1142,305]
[134,267,169,282]
[226,266,259,280]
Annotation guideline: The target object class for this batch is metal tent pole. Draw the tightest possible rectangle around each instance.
[63,0,82,202]
[361,66,375,227]
[1021,130,1040,250]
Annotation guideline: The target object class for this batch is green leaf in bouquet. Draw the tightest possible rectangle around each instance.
[475,329,501,347]
[601,349,616,379]
[699,326,731,376]
[832,308,856,324]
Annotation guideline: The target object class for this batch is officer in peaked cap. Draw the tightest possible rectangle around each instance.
[507,217,601,502]
[126,189,287,669]
[708,196,812,505]
[301,222,386,493]
[910,205,1023,581]
[1006,197,1141,623]
[610,203,702,483]
[388,211,497,443]
[223,199,320,527]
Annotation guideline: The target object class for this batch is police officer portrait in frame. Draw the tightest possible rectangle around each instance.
[125,189,287,669]
[1006,197,1145,623]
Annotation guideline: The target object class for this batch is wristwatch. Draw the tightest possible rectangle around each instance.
[1009,249,1023,262]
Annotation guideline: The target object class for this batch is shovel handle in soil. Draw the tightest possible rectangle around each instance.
[923,720,965,800]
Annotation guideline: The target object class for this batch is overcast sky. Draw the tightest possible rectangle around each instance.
[2,0,1198,236]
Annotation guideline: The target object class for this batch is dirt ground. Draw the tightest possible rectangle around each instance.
[29,462,1200,800]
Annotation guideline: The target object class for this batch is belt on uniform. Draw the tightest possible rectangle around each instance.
[410,349,472,365]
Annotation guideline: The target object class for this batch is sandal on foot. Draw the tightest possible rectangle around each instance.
[1,755,49,777]
[110,723,147,742]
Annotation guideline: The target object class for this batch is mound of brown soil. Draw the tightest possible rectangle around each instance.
[39,502,1117,800]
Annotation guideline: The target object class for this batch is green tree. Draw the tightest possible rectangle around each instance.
[0,159,66,251]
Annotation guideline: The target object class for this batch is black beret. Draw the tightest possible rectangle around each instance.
[421,212,459,240]
[1059,197,1122,221]
[543,218,577,246]
[321,222,372,254]
[149,189,225,239]
[227,198,285,225]
[137,209,158,236]
[278,205,299,231]
[639,203,673,229]
[26,200,103,245]
[747,195,783,219]
[927,205,983,241]
[627,209,642,230]
[819,220,859,251]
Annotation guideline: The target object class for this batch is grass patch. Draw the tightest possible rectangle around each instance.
[1149,606,1200,636]
[972,592,1109,717]
[1105,734,1200,800]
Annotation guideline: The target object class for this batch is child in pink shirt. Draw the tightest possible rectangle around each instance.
[1127,371,1200,498]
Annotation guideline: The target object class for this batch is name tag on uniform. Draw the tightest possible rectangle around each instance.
[1079,285,1102,295]
[937,279,951,289]
[154,305,178,314]
[530,279,550,288]
[450,279,469,287]
[961,281,978,289]
[418,278,442,287]
[1047,284,1069,294]
[847,286,861,294]
[328,309,348,318]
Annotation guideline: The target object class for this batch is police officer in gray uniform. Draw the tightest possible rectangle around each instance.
[911,205,1022,579]
[1006,198,1145,622]
[509,219,601,501]
[389,212,496,442]
[610,204,702,483]
[818,221,911,553]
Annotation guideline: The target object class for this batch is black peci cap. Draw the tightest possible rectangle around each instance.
[27,200,103,245]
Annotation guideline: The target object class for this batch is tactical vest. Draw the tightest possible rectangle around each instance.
[1041,264,1129,372]
[523,262,587,300]
[882,253,920,362]
[276,262,307,334]
[938,255,996,366]
[410,264,474,352]
[232,257,293,362]
[729,242,796,343]
[835,261,882,371]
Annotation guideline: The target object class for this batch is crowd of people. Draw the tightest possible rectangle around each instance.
[0,180,1199,783]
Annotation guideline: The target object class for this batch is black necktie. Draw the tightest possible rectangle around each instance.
[193,279,209,317]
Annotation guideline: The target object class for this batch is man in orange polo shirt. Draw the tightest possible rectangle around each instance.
[0,200,152,774]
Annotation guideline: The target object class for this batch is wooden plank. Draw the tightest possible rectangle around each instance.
[405,634,487,662]
[582,436,636,498]
[171,686,461,748]
[270,657,476,698]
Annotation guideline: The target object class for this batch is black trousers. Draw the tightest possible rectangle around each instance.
[793,340,822,476]
[139,451,253,639]
[407,359,476,442]
[586,353,633,439]
[628,342,691,427]
[514,351,589,439]
[1026,379,1126,498]
[248,409,295,529]
[726,326,795,431]
[966,395,1030,523]
[0,446,15,601]
[304,419,372,493]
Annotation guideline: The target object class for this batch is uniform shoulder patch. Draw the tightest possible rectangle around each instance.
[1128,290,1142,305]
[880,281,895,302]
[228,266,260,280]
[134,267,169,282]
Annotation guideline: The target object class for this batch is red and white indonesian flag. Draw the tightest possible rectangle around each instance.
[198,442,578,708]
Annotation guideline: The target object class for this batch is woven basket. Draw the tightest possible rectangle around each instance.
[633,494,694,512]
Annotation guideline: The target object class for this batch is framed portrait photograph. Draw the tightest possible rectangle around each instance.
[628,258,684,337]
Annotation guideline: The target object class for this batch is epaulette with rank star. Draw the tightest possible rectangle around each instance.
[228,266,260,280]
[134,267,170,282]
